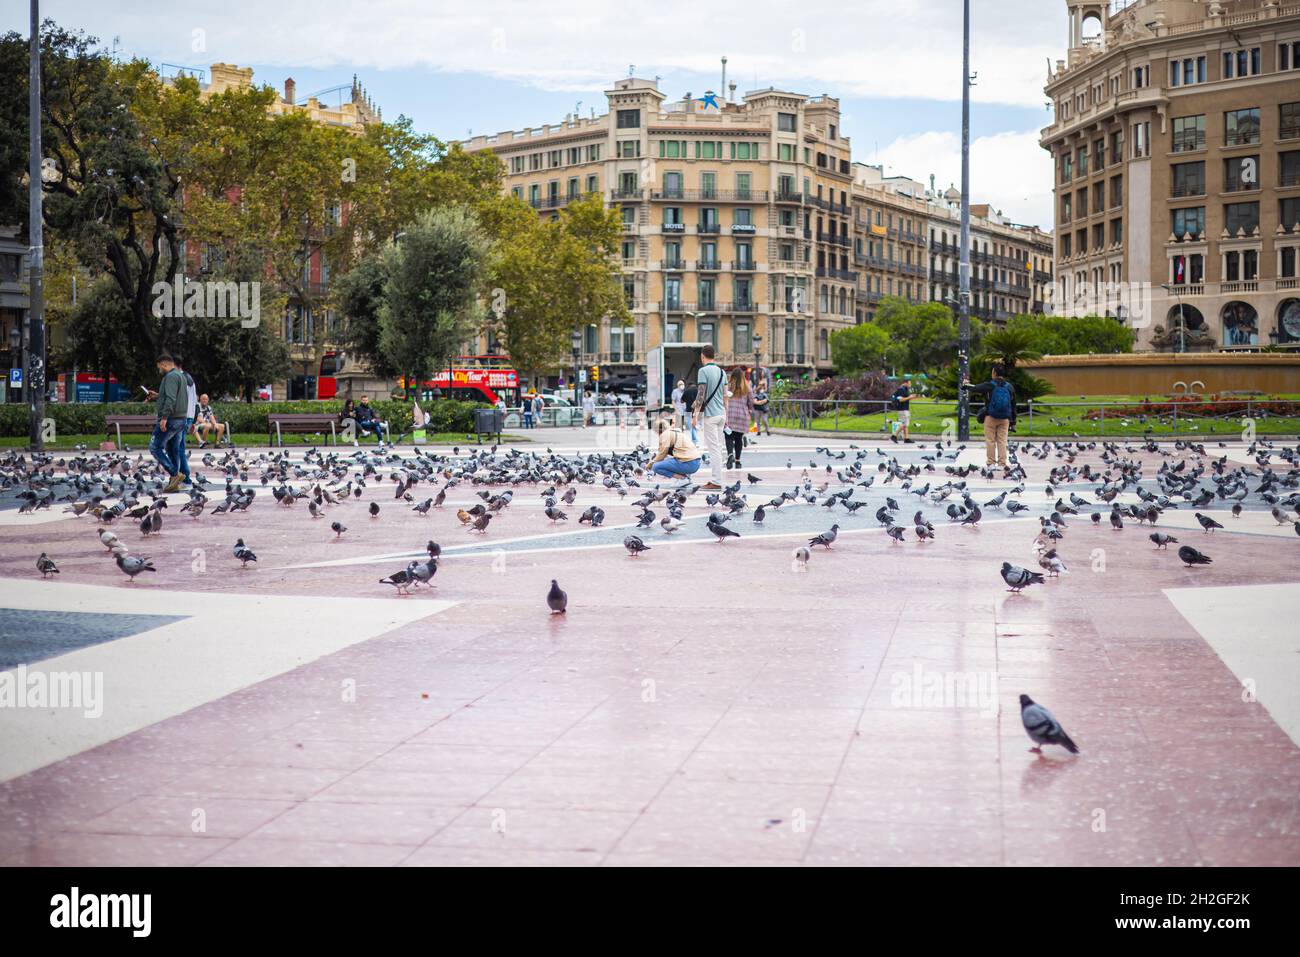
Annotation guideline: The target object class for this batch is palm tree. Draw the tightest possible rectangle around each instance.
[978,328,1042,372]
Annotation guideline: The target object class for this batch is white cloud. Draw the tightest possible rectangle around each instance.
[872,128,1055,229]
[18,0,1066,108]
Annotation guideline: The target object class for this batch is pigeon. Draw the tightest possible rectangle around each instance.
[1195,512,1223,533]
[115,553,156,582]
[99,529,121,551]
[1109,509,1124,530]
[471,513,492,533]
[623,535,651,557]
[1037,548,1068,577]
[407,559,437,588]
[635,509,655,528]
[331,521,347,538]
[1178,545,1213,566]
[233,538,257,567]
[547,579,567,614]
[1149,532,1178,549]
[752,504,766,524]
[545,506,568,523]
[792,546,810,568]
[369,502,380,519]
[660,515,683,533]
[746,473,762,484]
[379,567,415,595]
[808,525,839,549]
[886,526,906,543]
[36,553,59,578]
[1019,694,1080,754]
[1001,562,1045,592]
[426,540,442,559]
[706,519,740,542]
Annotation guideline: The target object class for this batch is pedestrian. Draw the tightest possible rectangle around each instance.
[648,415,703,479]
[691,344,728,490]
[890,374,915,444]
[751,380,771,436]
[194,393,226,447]
[147,354,188,494]
[723,367,754,470]
[174,357,197,485]
[670,379,687,428]
[532,392,545,427]
[582,390,596,428]
[523,393,535,429]
[963,365,1016,473]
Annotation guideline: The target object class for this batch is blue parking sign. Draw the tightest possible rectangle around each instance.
[9,368,21,388]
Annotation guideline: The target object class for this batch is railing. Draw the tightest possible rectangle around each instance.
[1171,132,1205,154]
[504,403,652,430]
[1224,130,1261,147]
[766,397,1300,436]
[1171,182,1205,198]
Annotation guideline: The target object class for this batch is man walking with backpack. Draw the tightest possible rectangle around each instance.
[963,366,1016,473]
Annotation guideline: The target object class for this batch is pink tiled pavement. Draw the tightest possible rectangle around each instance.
[1,440,1298,866]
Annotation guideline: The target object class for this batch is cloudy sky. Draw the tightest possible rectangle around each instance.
[4,0,1070,226]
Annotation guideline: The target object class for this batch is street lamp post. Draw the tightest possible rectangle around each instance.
[752,333,763,389]
[956,0,973,442]
[27,0,45,450]
[571,329,581,420]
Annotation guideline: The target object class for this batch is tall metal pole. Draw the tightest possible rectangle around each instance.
[956,0,972,443]
[28,0,46,451]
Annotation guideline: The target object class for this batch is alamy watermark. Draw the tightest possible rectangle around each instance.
[151,275,261,327]
[0,665,103,718]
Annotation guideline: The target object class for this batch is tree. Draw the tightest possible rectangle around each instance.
[1002,313,1135,355]
[829,322,896,377]
[979,327,1043,371]
[377,207,490,398]
[485,193,630,381]
[334,251,399,380]
[872,297,987,372]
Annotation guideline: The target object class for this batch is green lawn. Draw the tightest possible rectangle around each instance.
[772,397,1300,439]
[0,431,524,450]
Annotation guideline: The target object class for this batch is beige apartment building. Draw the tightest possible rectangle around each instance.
[1041,0,1300,350]
[462,77,868,382]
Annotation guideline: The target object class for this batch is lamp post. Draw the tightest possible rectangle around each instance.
[956,0,973,442]
[571,328,581,419]
[27,0,45,450]
[752,333,763,389]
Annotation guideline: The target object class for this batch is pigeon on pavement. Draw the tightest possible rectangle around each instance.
[547,579,568,614]
[115,553,156,582]
[1019,694,1080,754]
[36,553,59,578]
[1001,562,1045,592]
[623,535,651,557]
[1178,545,1213,566]
[808,525,839,549]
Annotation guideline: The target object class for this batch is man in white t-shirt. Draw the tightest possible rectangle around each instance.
[581,391,596,427]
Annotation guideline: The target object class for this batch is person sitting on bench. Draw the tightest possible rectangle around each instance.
[354,396,389,444]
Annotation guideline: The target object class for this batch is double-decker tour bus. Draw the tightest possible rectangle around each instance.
[401,356,521,405]
[318,353,521,405]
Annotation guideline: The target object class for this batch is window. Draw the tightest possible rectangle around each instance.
[1223,155,1260,192]
[1283,103,1300,139]
[1110,128,1124,163]
[548,149,562,168]
[586,174,598,193]
[1282,152,1300,188]
[698,278,715,309]
[659,140,686,158]
[1061,152,1073,183]
[819,328,830,361]
[663,206,683,226]
[735,173,752,198]
[616,109,640,129]
[1224,201,1260,235]
[1110,174,1123,208]
[621,240,635,260]
[1223,48,1261,79]
[1171,161,1205,197]
[1171,114,1205,152]
[1281,41,1300,71]
[735,242,753,268]
[663,242,681,269]
[1111,218,1123,245]
[528,184,540,205]
[1061,234,1072,258]
[1133,65,1149,88]
[734,208,752,227]
[587,144,602,162]
[1077,146,1089,177]
[1133,121,1150,158]
[509,156,524,174]
[733,278,752,309]
[661,171,683,198]
[1281,246,1297,278]
[1171,253,1204,285]
[734,321,751,354]
[664,276,681,308]
[778,143,795,161]
[1281,197,1300,229]
[617,140,639,158]
[695,140,719,160]
[1094,138,1106,168]
[1225,109,1261,146]
[731,142,757,160]
[1170,57,1204,86]
[1172,206,1205,239]
[778,112,797,132]
[566,177,579,199]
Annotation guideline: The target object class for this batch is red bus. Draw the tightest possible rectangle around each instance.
[415,356,521,405]
[318,354,521,405]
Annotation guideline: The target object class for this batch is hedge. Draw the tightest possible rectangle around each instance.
[0,398,485,438]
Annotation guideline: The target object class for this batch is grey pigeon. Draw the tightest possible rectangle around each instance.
[1019,694,1080,754]
[379,567,415,595]
[233,538,257,567]
[36,553,59,578]
[706,519,739,542]
[547,579,567,614]
[331,521,347,537]
[1178,545,1212,566]
[1000,562,1045,592]
[792,546,810,567]
[1195,512,1223,533]
[623,535,651,557]
[808,524,839,549]
[1149,532,1178,549]
[115,553,156,582]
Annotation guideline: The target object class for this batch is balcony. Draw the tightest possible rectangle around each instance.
[730,260,757,272]
[720,301,757,313]
[697,222,721,234]
[663,301,696,313]
[697,259,722,271]
[606,351,645,365]
[774,190,803,203]
[1220,281,1259,294]
[1281,170,1300,188]
[611,188,643,201]
[1170,182,1206,199]
[661,223,686,234]
[650,188,769,202]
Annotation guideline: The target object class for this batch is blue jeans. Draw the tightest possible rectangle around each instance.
[150,419,186,475]
[652,457,701,478]
[177,417,193,481]
[523,412,534,429]
[360,419,387,442]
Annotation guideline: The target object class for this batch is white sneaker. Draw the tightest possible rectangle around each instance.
[353,439,359,447]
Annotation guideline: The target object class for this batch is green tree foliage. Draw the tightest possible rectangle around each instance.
[1002,313,1135,355]
[377,207,490,397]
[829,322,896,376]
[871,297,987,373]
[333,252,398,380]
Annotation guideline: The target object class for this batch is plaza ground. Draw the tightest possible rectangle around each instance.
[0,428,1297,865]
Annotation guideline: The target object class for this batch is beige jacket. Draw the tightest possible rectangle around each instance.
[653,426,702,463]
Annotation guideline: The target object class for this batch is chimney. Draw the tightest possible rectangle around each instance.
[728,81,736,104]
[721,57,727,101]
[284,77,295,105]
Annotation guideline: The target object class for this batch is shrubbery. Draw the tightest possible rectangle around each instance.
[0,398,484,438]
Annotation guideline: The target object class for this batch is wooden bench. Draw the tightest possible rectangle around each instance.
[104,415,158,448]
[267,413,340,447]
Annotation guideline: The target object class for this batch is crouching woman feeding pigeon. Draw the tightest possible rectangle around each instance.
[648,417,702,479]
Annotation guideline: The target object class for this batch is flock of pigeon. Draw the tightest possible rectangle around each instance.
[6,433,1300,756]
